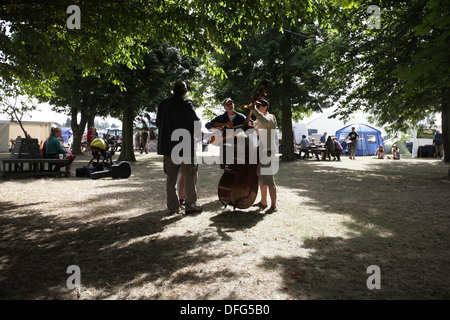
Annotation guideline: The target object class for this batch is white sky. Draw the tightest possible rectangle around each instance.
[0,101,123,127]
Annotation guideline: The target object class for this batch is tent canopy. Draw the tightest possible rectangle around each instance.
[61,128,73,143]
[383,139,411,155]
[335,123,385,156]
[0,120,52,152]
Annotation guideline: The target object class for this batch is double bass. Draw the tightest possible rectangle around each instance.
[217,79,269,209]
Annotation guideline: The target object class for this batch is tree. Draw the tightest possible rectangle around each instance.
[0,80,37,138]
[106,42,201,162]
[41,69,111,155]
[207,24,334,161]
[322,0,450,174]
[1,1,320,88]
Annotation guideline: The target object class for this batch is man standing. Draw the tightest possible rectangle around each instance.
[320,132,328,145]
[140,129,149,154]
[433,129,444,158]
[156,81,202,215]
[344,127,359,160]
[86,126,94,153]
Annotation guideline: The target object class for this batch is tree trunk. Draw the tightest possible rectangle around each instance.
[87,116,95,133]
[442,88,450,163]
[442,88,450,178]
[118,104,136,162]
[70,107,87,155]
[281,74,295,161]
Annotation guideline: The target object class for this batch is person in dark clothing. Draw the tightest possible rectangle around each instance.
[344,127,360,160]
[333,137,343,161]
[205,98,247,169]
[156,81,202,215]
[433,130,444,158]
[140,130,149,154]
[324,136,335,160]
[205,98,246,130]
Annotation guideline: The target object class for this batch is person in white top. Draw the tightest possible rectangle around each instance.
[249,99,278,214]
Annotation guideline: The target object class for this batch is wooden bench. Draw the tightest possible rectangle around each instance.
[0,137,69,180]
[1,158,69,180]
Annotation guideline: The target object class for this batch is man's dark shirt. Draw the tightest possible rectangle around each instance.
[156,95,200,157]
[205,111,246,130]
[434,132,443,146]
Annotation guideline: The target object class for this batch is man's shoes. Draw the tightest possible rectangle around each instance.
[185,206,203,214]
[169,208,180,215]
[265,207,278,214]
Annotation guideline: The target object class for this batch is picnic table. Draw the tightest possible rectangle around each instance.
[308,146,327,160]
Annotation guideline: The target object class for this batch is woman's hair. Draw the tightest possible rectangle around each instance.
[48,127,61,140]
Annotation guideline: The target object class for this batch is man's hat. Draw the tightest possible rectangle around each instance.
[257,99,269,108]
[222,98,234,106]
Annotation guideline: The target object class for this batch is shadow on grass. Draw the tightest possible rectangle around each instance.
[255,158,450,299]
[0,200,230,299]
[1,154,449,299]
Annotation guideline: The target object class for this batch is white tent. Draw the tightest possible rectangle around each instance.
[304,108,388,138]
[292,122,308,145]
[0,120,52,153]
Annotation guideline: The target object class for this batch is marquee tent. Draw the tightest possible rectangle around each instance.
[0,120,52,152]
[335,123,385,156]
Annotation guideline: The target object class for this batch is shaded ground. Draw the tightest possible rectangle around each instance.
[0,150,449,300]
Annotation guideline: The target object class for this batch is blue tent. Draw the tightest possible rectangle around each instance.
[335,123,385,156]
[61,128,73,143]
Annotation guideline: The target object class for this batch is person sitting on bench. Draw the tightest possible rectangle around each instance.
[45,127,74,175]
[333,137,343,161]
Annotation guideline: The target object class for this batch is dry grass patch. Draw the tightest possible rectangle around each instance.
[0,151,449,299]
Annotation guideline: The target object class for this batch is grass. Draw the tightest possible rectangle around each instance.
[0,150,449,300]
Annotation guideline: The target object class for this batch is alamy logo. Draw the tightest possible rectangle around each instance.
[366,265,381,289]
[66,5,81,29]
[170,121,279,175]
[66,265,81,289]
[367,5,381,30]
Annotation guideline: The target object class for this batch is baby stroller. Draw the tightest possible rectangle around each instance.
[76,138,131,179]
[87,138,115,171]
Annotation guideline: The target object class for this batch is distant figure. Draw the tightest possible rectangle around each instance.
[148,130,157,152]
[320,132,327,145]
[140,130,149,154]
[299,134,311,159]
[387,144,400,160]
[333,137,343,161]
[433,130,444,158]
[87,126,94,153]
[343,127,359,160]
[134,131,141,151]
[324,136,335,161]
[374,145,385,159]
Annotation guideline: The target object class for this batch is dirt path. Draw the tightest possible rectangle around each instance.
[0,152,449,299]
